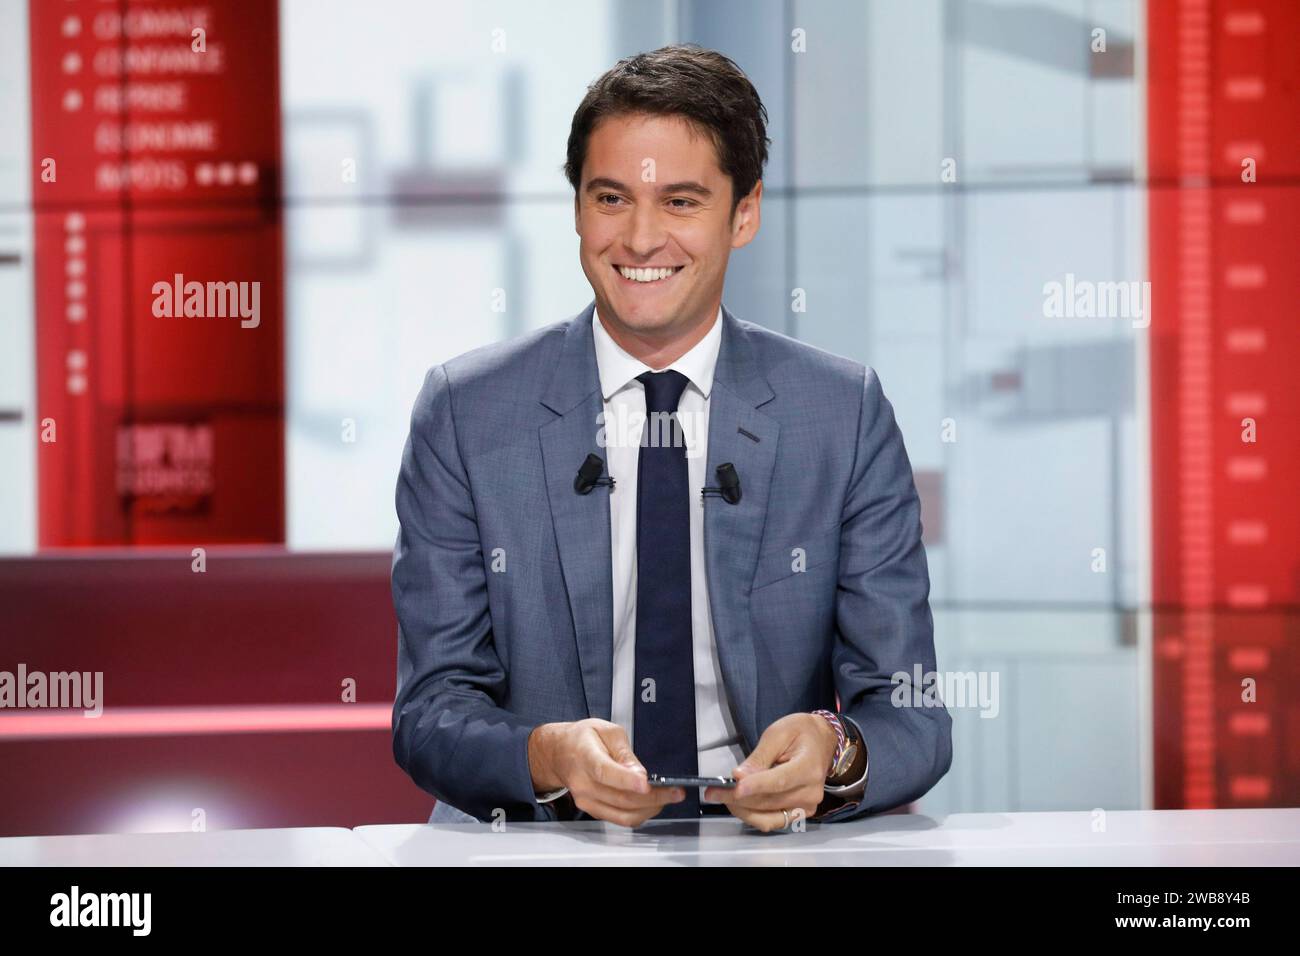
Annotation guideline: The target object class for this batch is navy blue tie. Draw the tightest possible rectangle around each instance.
[632,369,700,818]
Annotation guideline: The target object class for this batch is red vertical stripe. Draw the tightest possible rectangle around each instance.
[1149,0,1300,808]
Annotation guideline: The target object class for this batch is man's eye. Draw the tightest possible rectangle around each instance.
[668,198,695,209]
[598,194,623,206]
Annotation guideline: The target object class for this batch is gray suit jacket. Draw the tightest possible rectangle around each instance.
[392,300,951,823]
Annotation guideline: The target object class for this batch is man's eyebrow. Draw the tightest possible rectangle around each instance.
[584,177,713,198]
[660,181,713,198]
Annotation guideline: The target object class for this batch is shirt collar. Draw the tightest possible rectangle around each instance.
[592,304,722,401]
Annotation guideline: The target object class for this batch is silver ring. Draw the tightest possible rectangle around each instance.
[781,809,790,829]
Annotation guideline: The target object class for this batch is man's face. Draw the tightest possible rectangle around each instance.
[575,111,761,342]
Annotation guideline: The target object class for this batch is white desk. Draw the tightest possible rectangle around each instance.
[354,808,1300,866]
[3,810,1295,866]
[0,827,388,867]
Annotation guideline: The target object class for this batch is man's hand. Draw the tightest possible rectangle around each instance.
[528,719,686,827]
[703,713,838,832]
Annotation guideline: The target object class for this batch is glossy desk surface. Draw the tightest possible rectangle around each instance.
[352,808,1300,867]
[0,826,388,866]
[2,809,1296,866]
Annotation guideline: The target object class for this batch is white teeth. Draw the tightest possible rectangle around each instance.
[618,266,679,282]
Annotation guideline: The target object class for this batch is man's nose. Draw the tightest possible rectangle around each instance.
[624,203,668,257]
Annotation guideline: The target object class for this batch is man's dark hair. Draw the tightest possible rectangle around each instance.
[564,44,771,218]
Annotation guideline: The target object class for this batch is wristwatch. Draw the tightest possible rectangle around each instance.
[811,708,861,786]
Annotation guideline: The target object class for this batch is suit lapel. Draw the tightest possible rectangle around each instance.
[703,305,778,750]
[539,303,613,720]
[538,301,778,746]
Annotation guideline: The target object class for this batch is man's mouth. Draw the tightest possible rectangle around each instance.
[612,264,684,285]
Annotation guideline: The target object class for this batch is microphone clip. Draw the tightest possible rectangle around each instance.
[701,462,742,505]
[574,453,615,495]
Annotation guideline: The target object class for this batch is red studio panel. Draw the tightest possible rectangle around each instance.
[1147,0,1300,809]
[29,0,284,546]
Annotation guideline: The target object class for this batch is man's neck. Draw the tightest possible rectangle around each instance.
[597,305,719,370]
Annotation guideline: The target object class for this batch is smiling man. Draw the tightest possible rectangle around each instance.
[392,44,952,830]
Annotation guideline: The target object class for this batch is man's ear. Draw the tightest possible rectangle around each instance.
[731,179,762,249]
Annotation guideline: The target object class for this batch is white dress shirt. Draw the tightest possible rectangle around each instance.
[592,304,744,806]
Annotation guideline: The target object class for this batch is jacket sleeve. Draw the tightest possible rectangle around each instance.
[391,363,559,822]
[823,366,952,820]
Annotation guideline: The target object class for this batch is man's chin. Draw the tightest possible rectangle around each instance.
[624,319,682,341]
[604,301,678,333]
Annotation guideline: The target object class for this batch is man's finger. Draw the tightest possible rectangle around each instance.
[590,759,651,793]
[706,776,804,811]
[734,722,797,779]
[726,784,818,811]
[588,748,651,794]
[591,723,650,791]
[734,760,799,799]
[595,722,644,770]
[580,781,685,812]
[729,805,794,833]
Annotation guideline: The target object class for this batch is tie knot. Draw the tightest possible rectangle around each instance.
[637,369,691,414]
